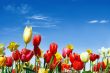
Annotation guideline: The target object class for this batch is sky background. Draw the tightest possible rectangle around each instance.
[0,0,110,70]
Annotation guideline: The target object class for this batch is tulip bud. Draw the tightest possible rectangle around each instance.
[23,26,32,44]
[6,56,13,67]
[0,56,6,67]
[33,35,41,47]
[80,52,89,63]
[49,42,58,55]
[12,50,20,61]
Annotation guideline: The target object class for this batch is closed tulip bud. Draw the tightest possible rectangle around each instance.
[49,42,58,55]
[80,52,89,63]
[33,35,41,47]
[0,56,6,67]
[6,56,13,67]
[23,26,32,44]
[12,50,20,61]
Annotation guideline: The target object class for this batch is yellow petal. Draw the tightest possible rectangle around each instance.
[86,49,92,54]
[23,26,32,44]
[66,44,74,50]
[55,52,62,61]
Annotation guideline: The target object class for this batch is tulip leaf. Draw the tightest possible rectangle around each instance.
[82,71,93,73]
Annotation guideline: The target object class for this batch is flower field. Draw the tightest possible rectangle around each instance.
[0,26,110,73]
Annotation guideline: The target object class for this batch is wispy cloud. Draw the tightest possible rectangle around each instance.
[24,15,61,29]
[4,4,30,14]
[88,20,98,23]
[28,15,48,20]
[88,19,109,24]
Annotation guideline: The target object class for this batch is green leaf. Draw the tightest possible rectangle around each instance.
[82,71,93,73]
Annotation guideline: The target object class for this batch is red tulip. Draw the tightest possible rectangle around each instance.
[62,48,72,58]
[96,54,100,59]
[61,63,70,71]
[50,56,58,70]
[33,47,41,57]
[44,50,52,63]
[12,50,20,61]
[6,56,13,67]
[49,42,58,55]
[69,53,81,63]
[20,48,34,62]
[72,60,84,70]
[33,35,41,47]
[93,62,106,72]
[90,53,97,62]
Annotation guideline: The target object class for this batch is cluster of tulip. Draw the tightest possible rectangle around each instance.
[0,26,110,73]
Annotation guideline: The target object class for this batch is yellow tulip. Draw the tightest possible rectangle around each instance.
[23,26,32,44]
[0,56,6,67]
[86,49,92,54]
[80,52,89,63]
[0,44,5,56]
[7,42,19,52]
[66,44,74,50]
[55,52,62,61]
[38,68,49,73]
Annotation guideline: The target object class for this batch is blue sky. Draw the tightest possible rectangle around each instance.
[0,0,110,57]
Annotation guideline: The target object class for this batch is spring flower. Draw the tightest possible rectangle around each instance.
[6,56,13,67]
[23,26,32,44]
[66,44,74,50]
[20,48,34,62]
[90,53,97,62]
[12,50,20,61]
[86,49,92,54]
[98,47,107,58]
[44,50,52,63]
[0,44,5,56]
[61,63,70,71]
[93,62,106,72]
[38,68,49,73]
[34,47,43,57]
[107,48,110,56]
[7,42,19,52]
[62,48,72,58]
[80,52,89,63]
[72,60,84,70]
[0,56,6,67]
[55,52,62,62]
[33,34,41,47]
[49,42,58,55]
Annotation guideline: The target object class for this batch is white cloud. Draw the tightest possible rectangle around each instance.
[4,4,30,14]
[88,19,109,24]
[31,24,56,28]
[28,15,48,20]
[99,20,108,23]
[88,20,98,23]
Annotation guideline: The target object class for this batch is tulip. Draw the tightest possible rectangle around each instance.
[49,42,58,55]
[69,53,81,63]
[6,56,13,67]
[55,52,62,62]
[86,49,92,54]
[90,53,97,62]
[0,56,6,67]
[38,68,49,73]
[12,50,20,61]
[61,63,70,71]
[80,52,89,63]
[20,48,34,62]
[23,26,32,45]
[62,48,72,58]
[34,47,43,57]
[72,60,84,70]
[7,42,19,52]
[93,62,106,72]
[44,50,52,63]
[33,35,41,47]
